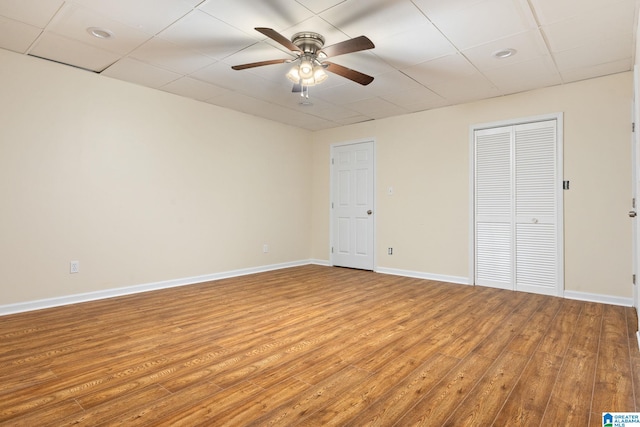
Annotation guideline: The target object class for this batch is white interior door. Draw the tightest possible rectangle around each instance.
[474,116,563,296]
[331,141,375,270]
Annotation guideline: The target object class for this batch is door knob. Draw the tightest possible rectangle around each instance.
[367,210,373,215]
[630,211,637,218]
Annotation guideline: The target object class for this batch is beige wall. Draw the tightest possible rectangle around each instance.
[0,46,633,307]
[0,49,312,305]
[311,72,633,299]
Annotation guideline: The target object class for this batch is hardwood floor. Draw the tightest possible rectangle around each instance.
[0,264,638,426]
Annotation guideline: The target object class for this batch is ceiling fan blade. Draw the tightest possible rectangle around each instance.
[292,83,302,93]
[255,27,302,53]
[321,35,374,58]
[231,59,289,70]
[325,62,374,86]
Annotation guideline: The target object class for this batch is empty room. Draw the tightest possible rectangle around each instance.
[1,0,639,425]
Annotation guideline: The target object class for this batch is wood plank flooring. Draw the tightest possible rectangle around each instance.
[0,264,638,426]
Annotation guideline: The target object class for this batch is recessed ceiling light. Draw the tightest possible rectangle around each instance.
[87,27,114,39]
[493,48,516,59]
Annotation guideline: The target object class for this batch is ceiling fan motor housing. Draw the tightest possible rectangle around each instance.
[291,32,325,55]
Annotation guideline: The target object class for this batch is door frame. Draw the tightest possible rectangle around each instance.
[632,65,640,341]
[468,113,564,296]
[329,138,377,270]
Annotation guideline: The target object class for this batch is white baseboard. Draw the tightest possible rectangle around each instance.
[375,267,470,285]
[563,290,633,307]
[376,269,633,308]
[2,261,633,316]
[0,260,310,316]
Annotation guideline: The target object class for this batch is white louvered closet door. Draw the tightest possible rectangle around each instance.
[474,119,561,296]
[514,120,558,295]
[475,127,514,290]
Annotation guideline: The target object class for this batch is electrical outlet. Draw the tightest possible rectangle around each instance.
[263,244,269,253]
[388,248,393,255]
[70,261,79,274]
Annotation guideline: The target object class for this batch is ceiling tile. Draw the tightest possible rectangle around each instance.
[221,41,296,85]
[223,40,293,67]
[268,105,330,129]
[529,0,630,25]
[321,0,430,39]
[275,16,345,47]
[102,57,181,88]
[191,61,284,97]
[559,58,632,84]
[314,80,378,105]
[73,0,202,35]
[541,0,636,53]
[208,90,327,129]
[304,120,339,131]
[344,97,409,119]
[374,22,457,69]
[482,55,562,93]
[46,3,152,55]
[129,37,216,75]
[198,0,314,35]
[334,114,373,126]
[160,77,230,101]
[29,32,121,71]
[403,54,500,100]
[327,50,394,78]
[402,99,452,113]
[233,61,297,91]
[272,90,333,110]
[0,0,64,28]
[233,77,296,101]
[403,53,479,87]
[428,72,499,102]
[206,91,266,115]
[0,16,42,53]
[365,70,429,98]
[553,34,633,72]
[411,0,485,16]
[301,102,360,121]
[380,85,443,108]
[418,0,538,50]
[158,10,256,60]
[295,0,346,14]
[462,30,550,71]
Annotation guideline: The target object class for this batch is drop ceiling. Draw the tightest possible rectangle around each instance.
[0,0,638,130]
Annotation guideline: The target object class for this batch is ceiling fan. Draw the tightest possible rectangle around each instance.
[231,27,375,92]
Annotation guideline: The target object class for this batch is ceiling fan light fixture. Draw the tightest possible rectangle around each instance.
[287,60,328,87]
[286,66,300,83]
[301,77,316,86]
[299,58,314,79]
[313,66,328,84]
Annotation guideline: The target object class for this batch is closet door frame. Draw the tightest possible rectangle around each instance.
[468,112,564,296]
